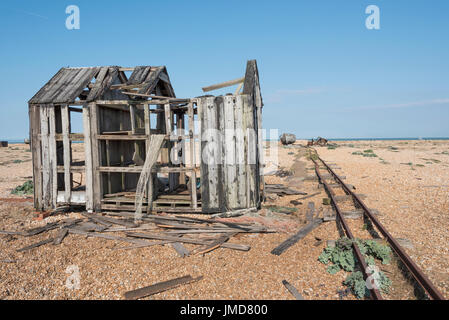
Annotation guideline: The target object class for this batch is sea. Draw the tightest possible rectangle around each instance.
[2,137,449,144]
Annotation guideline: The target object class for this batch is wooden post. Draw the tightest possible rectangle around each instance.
[29,104,42,210]
[82,106,94,212]
[89,102,102,212]
[48,106,58,209]
[39,106,51,209]
[61,105,72,204]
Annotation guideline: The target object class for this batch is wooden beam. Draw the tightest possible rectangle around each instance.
[202,77,244,93]
[123,275,202,300]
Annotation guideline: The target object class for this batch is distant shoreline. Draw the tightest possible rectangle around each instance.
[2,137,449,144]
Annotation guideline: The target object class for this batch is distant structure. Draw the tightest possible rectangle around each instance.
[28,61,264,214]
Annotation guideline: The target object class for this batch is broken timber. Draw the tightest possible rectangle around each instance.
[282,280,305,300]
[271,218,323,256]
[123,275,203,300]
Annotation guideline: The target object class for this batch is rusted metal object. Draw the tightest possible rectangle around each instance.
[312,158,383,300]
[316,155,445,300]
[307,137,328,146]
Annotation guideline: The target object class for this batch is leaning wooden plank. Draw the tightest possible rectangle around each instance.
[202,77,245,92]
[134,134,165,221]
[126,232,250,251]
[123,275,203,300]
[53,228,69,245]
[16,238,54,252]
[271,218,323,256]
[282,280,305,300]
[171,242,190,257]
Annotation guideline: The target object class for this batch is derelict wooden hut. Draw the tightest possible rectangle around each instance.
[28,60,264,215]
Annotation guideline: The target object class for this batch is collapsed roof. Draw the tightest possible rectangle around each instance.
[28,65,175,105]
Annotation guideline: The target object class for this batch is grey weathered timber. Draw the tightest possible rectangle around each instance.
[126,232,250,251]
[61,105,72,203]
[53,228,69,245]
[29,61,263,215]
[16,238,54,252]
[123,275,202,300]
[134,134,165,220]
[82,106,94,211]
[271,218,323,256]
[171,242,190,257]
[282,280,305,300]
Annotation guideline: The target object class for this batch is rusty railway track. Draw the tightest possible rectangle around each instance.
[311,153,444,300]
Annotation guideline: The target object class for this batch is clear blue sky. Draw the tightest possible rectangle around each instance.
[1,0,448,140]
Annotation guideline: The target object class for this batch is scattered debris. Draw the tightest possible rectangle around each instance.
[289,200,302,206]
[265,184,307,196]
[264,205,297,215]
[307,137,328,146]
[280,133,296,145]
[282,280,305,300]
[123,275,203,300]
[271,218,323,256]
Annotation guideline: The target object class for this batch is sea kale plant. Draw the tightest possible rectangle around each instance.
[318,237,392,299]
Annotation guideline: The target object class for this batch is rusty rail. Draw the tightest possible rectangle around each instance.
[315,155,444,300]
[312,157,383,300]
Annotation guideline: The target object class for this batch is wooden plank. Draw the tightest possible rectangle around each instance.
[29,104,42,210]
[86,67,109,101]
[234,96,247,208]
[83,106,94,211]
[271,219,323,256]
[171,242,190,257]
[68,229,150,245]
[53,228,69,245]
[48,106,58,208]
[61,105,72,203]
[193,232,237,255]
[89,102,102,211]
[223,96,238,209]
[199,97,222,213]
[282,280,305,300]
[39,106,51,209]
[126,232,250,251]
[16,238,54,252]
[123,275,202,300]
[202,77,245,93]
[134,135,165,220]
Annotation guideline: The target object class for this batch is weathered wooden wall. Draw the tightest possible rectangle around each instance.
[199,94,261,213]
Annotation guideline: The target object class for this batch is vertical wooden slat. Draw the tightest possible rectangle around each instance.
[82,106,94,211]
[89,102,102,211]
[199,96,223,212]
[243,95,257,207]
[223,96,238,209]
[48,106,58,209]
[187,102,197,209]
[234,96,247,208]
[29,104,42,210]
[61,105,71,204]
[39,106,51,209]
[143,103,152,211]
